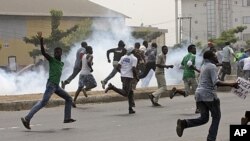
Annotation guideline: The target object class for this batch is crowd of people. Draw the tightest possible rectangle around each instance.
[20,32,250,141]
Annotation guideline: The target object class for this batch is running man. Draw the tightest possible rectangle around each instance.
[176,50,239,141]
[21,32,75,130]
[219,41,236,81]
[72,46,97,107]
[148,45,173,106]
[131,42,145,90]
[61,41,87,89]
[170,44,200,113]
[101,40,126,89]
[105,47,138,114]
[139,42,157,79]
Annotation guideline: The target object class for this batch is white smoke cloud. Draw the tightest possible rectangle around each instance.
[0,18,203,95]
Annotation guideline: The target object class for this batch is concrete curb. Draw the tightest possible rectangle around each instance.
[0,84,234,111]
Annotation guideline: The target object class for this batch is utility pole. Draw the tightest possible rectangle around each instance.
[175,0,178,44]
[178,16,192,44]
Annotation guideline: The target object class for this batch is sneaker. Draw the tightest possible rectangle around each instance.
[82,88,88,97]
[195,108,200,114]
[241,117,249,125]
[129,109,136,114]
[101,80,106,89]
[61,81,66,89]
[72,102,76,108]
[184,92,189,97]
[176,119,186,137]
[104,83,113,93]
[170,87,177,99]
[64,118,76,123]
[148,94,155,105]
[21,117,31,130]
[153,102,162,107]
[129,108,136,114]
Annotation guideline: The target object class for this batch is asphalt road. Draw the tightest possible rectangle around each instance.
[0,92,249,141]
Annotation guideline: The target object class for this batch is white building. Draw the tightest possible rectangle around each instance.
[180,0,250,44]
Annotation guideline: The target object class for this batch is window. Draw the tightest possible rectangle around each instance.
[242,0,250,6]
[243,33,250,41]
[235,1,238,4]
[8,56,17,71]
[243,16,250,24]
[194,4,197,7]
[235,18,238,22]
[195,36,198,40]
[195,20,198,24]
[3,42,9,48]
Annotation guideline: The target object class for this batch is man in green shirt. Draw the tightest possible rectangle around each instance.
[21,32,76,130]
[170,44,200,113]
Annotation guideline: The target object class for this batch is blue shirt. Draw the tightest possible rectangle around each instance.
[195,59,220,102]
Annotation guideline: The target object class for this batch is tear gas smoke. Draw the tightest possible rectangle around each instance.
[0,19,203,95]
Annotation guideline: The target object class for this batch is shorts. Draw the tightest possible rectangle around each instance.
[78,74,97,88]
[221,62,231,75]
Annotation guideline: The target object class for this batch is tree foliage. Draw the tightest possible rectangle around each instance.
[23,10,92,60]
[132,30,163,42]
[209,26,247,47]
[63,18,92,45]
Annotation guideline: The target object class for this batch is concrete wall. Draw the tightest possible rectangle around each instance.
[181,0,250,44]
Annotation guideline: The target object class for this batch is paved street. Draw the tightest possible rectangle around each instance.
[0,92,249,141]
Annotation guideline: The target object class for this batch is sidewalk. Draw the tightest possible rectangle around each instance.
[0,82,234,111]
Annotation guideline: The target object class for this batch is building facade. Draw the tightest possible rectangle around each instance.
[180,0,250,44]
[0,0,127,71]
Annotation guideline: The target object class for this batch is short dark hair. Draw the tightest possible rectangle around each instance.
[118,40,125,47]
[162,45,168,50]
[81,42,87,47]
[225,41,230,46]
[151,42,157,48]
[188,44,195,52]
[86,46,92,53]
[143,41,148,46]
[203,50,214,60]
[134,42,140,49]
[54,47,62,52]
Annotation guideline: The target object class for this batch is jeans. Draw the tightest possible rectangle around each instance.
[111,77,135,108]
[65,67,81,83]
[139,62,156,79]
[103,63,118,84]
[152,72,166,103]
[186,99,221,141]
[243,70,250,81]
[25,81,73,121]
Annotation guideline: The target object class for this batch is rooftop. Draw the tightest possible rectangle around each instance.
[0,0,128,18]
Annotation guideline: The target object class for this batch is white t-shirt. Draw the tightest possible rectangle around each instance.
[81,54,92,75]
[119,54,137,78]
[222,45,234,62]
[243,57,250,71]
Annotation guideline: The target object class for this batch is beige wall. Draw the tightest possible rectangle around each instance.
[0,16,123,70]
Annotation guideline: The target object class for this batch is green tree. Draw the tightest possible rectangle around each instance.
[209,26,247,48]
[132,30,163,42]
[23,10,79,60]
[63,18,92,45]
[235,26,247,40]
